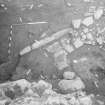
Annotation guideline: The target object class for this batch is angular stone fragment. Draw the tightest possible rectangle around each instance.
[82,16,94,27]
[72,19,82,29]
[63,71,76,80]
[83,28,89,34]
[58,77,85,92]
[94,7,103,20]
[10,96,42,105]
[73,38,84,48]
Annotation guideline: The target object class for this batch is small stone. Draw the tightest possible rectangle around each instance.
[86,33,94,41]
[82,16,94,27]
[66,45,74,53]
[72,19,82,29]
[94,8,103,20]
[63,71,76,80]
[43,89,57,96]
[73,38,84,48]
[37,80,52,89]
[58,77,85,92]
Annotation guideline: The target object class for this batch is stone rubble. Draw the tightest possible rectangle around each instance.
[0,78,103,105]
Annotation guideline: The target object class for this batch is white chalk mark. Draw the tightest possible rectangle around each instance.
[8,49,11,54]
[13,21,48,26]
[9,37,12,41]
[10,30,12,35]
[19,17,23,23]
